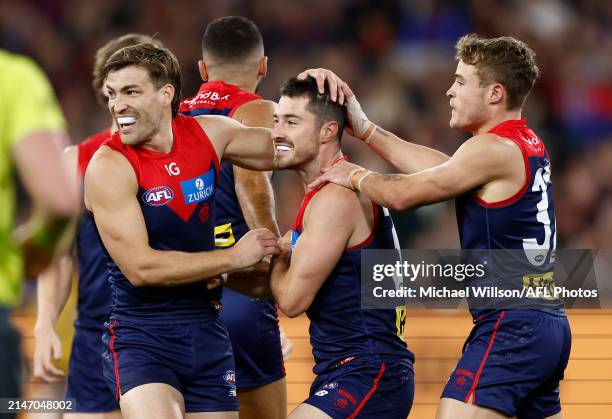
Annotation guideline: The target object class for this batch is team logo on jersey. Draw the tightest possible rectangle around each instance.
[142,186,174,206]
[323,382,338,390]
[223,370,236,385]
[180,168,215,204]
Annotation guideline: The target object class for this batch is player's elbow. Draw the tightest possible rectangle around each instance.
[277,298,308,318]
[385,192,415,212]
[123,263,157,287]
[123,268,148,287]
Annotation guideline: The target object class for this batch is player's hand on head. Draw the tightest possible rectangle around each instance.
[309,160,362,191]
[297,68,353,105]
[345,95,375,142]
[233,228,281,268]
[33,325,64,383]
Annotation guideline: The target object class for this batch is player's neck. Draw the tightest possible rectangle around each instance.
[141,117,174,154]
[299,147,343,191]
[473,108,523,136]
[207,74,257,93]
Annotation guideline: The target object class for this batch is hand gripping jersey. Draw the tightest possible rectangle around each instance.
[76,129,112,329]
[455,118,563,318]
[101,114,221,323]
[291,187,415,375]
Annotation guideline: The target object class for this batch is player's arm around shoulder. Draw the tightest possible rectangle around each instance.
[195,106,275,171]
[367,133,522,211]
[271,184,358,317]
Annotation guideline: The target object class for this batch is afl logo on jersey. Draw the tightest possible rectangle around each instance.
[143,186,174,206]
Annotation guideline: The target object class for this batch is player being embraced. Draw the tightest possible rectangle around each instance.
[307,34,570,419]
[270,76,415,419]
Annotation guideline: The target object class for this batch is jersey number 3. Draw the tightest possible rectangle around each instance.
[523,164,556,266]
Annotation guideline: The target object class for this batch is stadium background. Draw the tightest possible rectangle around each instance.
[2,0,611,417]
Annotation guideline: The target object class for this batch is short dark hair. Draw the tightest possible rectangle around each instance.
[202,16,263,63]
[99,44,182,117]
[455,34,540,110]
[280,76,347,141]
[92,33,164,105]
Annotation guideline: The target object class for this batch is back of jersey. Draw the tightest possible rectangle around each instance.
[456,118,563,317]
[179,81,260,247]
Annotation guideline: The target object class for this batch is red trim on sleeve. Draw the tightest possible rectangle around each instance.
[103,133,141,185]
[474,137,530,208]
[347,202,379,251]
[77,129,111,177]
[228,95,259,118]
[291,185,325,233]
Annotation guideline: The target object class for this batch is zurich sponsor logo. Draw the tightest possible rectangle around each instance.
[223,370,236,385]
[181,168,215,204]
[142,186,174,206]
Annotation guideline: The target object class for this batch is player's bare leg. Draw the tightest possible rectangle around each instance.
[119,383,184,419]
[185,412,238,418]
[236,377,286,419]
[437,397,514,419]
[288,403,332,419]
[64,412,122,419]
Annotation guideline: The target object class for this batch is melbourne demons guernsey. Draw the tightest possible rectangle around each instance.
[291,187,414,375]
[102,114,221,323]
[179,81,260,247]
[455,118,563,318]
[76,129,112,329]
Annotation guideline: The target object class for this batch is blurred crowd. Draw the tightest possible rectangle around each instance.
[2,0,611,248]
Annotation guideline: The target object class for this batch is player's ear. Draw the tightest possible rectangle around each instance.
[258,56,268,78]
[489,83,504,105]
[161,84,175,108]
[198,60,209,82]
[320,121,339,144]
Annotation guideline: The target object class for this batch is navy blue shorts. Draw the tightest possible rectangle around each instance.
[304,359,414,419]
[220,288,285,389]
[65,325,118,412]
[101,317,238,413]
[442,310,571,418]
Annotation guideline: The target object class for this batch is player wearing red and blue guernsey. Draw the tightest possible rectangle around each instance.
[179,17,286,419]
[34,34,163,418]
[309,35,571,419]
[270,77,415,419]
[85,44,283,419]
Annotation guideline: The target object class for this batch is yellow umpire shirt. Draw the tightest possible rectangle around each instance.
[0,49,66,307]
